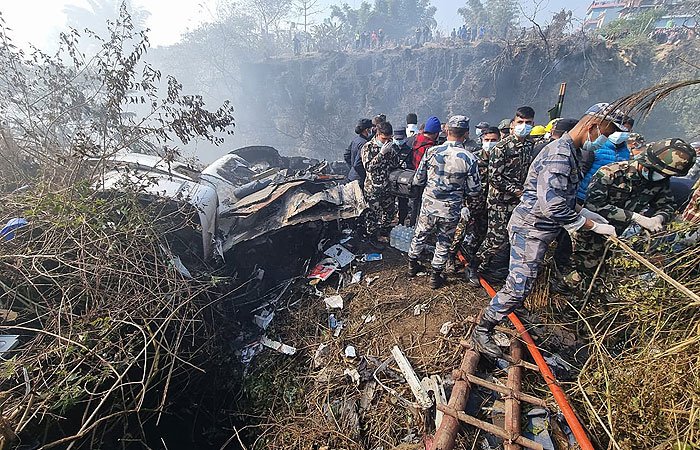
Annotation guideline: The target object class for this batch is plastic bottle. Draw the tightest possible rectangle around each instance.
[328,314,337,330]
[389,226,397,248]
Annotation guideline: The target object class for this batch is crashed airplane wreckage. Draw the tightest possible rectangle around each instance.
[92,146,366,259]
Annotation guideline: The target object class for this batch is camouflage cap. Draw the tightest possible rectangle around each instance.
[476,121,490,129]
[638,138,696,177]
[498,118,512,130]
[447,115,470,129]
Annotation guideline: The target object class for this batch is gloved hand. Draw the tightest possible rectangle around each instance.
[460,207,470,221]
[590,221,617,237]
[580,207,608,224]
[636,213,664,232]
[379,141,393,155]
[632,212,664,232]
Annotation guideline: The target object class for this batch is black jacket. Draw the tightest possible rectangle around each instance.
[345,134,369,184]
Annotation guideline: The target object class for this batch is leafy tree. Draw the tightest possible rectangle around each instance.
[458,0,518,38]
[486,0,518,38]
[458,0,488,29]
[0,3,235,185]
[330,0,436,42]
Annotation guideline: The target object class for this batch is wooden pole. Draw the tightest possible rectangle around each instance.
[505,338,524,450]
[432,345,480,450]
[437,404,544,450]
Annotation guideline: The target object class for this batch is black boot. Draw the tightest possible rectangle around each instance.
[471,315,503,359]
[464,260,480,286]
[408,258,422,277]
[430,268,445,289]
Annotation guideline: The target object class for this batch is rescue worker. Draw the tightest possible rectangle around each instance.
[408,115,482,289]
[577,117,635,203]
[532,118,578,159]
[344,118,373,187]
[448,126,500,278]
[567,139,696,285]
[498,119,512,140]
[475,106,536,284]
[408,117,441,226]
[393,127,414,225]
[472,103,627,358]
[361,121,399,249]
[475,121,491,144]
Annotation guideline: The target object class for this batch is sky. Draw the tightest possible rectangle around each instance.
[1,0,590,51]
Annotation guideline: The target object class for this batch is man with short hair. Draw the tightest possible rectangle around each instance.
[361,121,399,248]
[472,103,627,358]
[532,118,578,159]
[475,106,536,283]
[408,115,482,289]
[344,118,373,187]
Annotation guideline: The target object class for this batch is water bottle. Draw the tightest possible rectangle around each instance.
[328,314,337,330]
[390,226,397,249]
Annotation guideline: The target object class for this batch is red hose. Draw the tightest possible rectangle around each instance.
[478,278,595,450]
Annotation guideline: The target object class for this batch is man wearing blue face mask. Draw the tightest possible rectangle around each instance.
[474,106,536,284]
[576,116,635,203]
[471,103,627,359]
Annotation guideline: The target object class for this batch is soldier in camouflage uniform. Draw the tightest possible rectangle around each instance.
[472,103,627,358]
[362,121,399,249]
[475,107,536,283]
[567,139,695,285]
[408,115,482,289]
[447,126,500,278]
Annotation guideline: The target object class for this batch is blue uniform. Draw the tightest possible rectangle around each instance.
[484,134,586,322]
[409,141,481,269]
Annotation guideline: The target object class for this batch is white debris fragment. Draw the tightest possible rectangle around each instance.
[344,368,361,386]
[253,309,275,330]
[313,343,331,368]
[324,294,344,309]
[350,271,362,284]
[324,244,355,268]
[365,275,379,286]
[333,322,344,337]
[391,345,433,409]
[261,336,297,355]
[413,304,428,316]
[362,314,377,323]
[439,321,454,335]
[344,345,357,358]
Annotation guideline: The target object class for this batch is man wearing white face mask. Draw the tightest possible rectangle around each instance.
[474,106,536,283]
[576,116,635,203]
[564,138,696,287]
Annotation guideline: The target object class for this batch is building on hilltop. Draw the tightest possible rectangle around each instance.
[585,0,698,30]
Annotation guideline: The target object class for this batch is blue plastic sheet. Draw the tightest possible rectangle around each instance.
[0,218,28,242]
